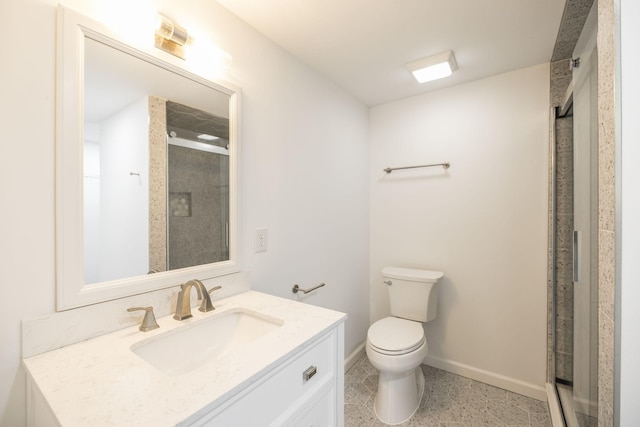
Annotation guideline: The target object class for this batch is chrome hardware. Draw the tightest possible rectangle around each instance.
[292,283,326,294]
[384,162,450,174]
[303,365,317,382]
[384,280,392,286]
[127,306,160,332]
[570,57,581,70]
[573,230,581,283]
[174,279,210,320]
[199,285,222,313]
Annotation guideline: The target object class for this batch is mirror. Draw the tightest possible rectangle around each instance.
[57,6,241,310]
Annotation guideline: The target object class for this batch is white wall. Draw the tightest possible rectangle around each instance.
[0,0,369,425]
[99,96,150,282]
[83,138,101,284]
[618,0,640,423]
[369,64,550,398]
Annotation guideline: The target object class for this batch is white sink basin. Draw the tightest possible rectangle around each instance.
[130,309,283,375]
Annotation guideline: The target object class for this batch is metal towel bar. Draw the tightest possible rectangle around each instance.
[383,162,450,174]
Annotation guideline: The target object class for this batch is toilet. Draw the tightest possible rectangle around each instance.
[366,266,444,425]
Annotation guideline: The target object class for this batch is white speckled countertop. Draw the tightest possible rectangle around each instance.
[23,291,346,426]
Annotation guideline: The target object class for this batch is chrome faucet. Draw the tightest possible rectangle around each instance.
[173,279,222,320]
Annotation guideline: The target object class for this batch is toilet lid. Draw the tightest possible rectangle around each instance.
[368,317,425,353]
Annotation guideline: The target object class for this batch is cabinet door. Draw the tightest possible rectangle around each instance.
[191,330,337,427]
[284,388,335,427]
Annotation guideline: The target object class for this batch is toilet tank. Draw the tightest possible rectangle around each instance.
[383,266,444,322]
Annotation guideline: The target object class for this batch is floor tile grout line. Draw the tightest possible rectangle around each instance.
[344,354,552,427]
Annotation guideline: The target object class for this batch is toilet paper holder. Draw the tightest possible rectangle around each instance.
[292,283,326,294]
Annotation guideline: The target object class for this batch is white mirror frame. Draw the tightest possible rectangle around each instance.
[56,6,241,310]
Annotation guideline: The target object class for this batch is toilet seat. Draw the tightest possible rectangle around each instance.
[367,317,425,355]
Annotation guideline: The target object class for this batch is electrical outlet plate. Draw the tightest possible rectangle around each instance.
[254,228,267,253]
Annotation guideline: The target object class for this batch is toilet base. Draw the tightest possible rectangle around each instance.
[373,366,425,425]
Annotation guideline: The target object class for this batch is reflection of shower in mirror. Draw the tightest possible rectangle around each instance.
[58,6,241,309]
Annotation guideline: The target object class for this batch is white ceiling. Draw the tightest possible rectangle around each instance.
[217,0,566,106]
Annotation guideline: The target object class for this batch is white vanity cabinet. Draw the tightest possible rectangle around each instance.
[189,327,343,426]
[23,291,346,427]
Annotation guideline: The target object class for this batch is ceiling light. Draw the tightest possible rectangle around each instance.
[197,134,219,141]
[407,51,458,83]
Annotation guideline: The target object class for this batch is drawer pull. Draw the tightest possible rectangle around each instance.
[303,365,317,382]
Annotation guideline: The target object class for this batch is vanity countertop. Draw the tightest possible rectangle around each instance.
[23,291,346,426]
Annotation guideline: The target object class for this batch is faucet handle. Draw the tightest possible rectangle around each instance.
[127,306,160,332]
[199,285,222,313]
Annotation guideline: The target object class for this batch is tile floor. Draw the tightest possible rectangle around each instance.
[345,354,553,427]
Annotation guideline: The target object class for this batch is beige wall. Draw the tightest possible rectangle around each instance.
[370,64,550,399]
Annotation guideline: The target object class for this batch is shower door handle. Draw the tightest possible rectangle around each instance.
[573,230,581,283]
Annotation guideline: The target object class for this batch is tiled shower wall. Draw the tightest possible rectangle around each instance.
[149,96,168,273]
[596,0,616,425]
[167,145,229,270]
[552,88,575,382]
[548,57,574,383]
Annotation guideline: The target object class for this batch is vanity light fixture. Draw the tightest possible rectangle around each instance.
[406,50,458,83]
[155,14,192,59]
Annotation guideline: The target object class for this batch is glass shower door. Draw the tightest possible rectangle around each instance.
[570,16,598,427]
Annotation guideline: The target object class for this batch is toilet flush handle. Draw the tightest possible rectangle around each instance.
[384,280,392,286]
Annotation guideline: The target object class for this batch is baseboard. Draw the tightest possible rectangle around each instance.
[423,355,547,401]
[344,342,366,372]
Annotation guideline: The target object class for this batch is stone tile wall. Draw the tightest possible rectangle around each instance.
[596,0,616,425]
[555,111,575,383]
[149,96,168,272]
[548,57,575,384]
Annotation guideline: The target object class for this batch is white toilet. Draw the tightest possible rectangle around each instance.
[366,266,444,425]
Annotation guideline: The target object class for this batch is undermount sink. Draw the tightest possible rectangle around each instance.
[130,309,283,375]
